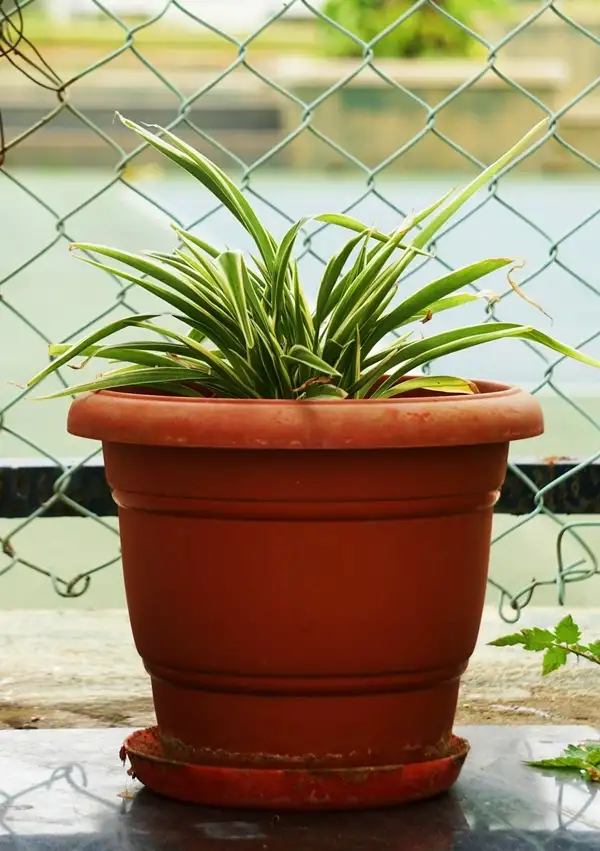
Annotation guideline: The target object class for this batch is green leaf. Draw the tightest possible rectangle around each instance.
[171,239,240,306]
[291,261,312,349]
[315,213,431,256]
[171,225,220,258]
[351,335,417,399]
[403,120,548,260]
[312,193,453,339]
[71,243,216,308]
[118,115,276,271]
[373,323,600,397]
[584,747,600,767]
[72,254,246,356]
[348,326,362,389]
[146,251,237,322]
[366,258,511,348]
[402,186,457,230]
[249,253,271,286]
[373,323,516,387]
[543,645,568,675]
[361,332,413,370]
[564,744,596,761]
[189,328,207,345]
[300,383,348,399]
[355,322,512,398]
[27,314,159,388]
[271,217,309,322]
[251,326,292,399]
[283,345,341,377]
[136,320,259,398]
[315,213,387,242]
[326,225,418,344]
[35,365,210,399]
[586,640,600,661]
[346,230,371,288]
[169,249,227,294]
[326,253,395,351]
[216,251,254,350]
[237,256,277,339]
[66,343,191,371]
[374,375,478,399]
[314,229,371,333]
[75,252,207,318]
[49,341,191,360]
[490,627,555,652]
[526,756,590,771]
[147,383,206,397]
[522,628,556,651]
[553,615,581,645]
[30,117,600,404]
[292,262,303,345]
[488,632,528,647]
[147,249,217,288]
[527,743,600,780]
[397,293,486,326]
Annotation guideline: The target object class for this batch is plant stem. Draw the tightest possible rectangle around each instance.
[557,643,600,665]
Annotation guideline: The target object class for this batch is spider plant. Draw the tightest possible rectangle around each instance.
[28,114,600,401]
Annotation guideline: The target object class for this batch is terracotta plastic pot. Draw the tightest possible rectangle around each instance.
[69,379,542,808]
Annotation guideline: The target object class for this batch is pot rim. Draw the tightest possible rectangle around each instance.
[67,378,544,450]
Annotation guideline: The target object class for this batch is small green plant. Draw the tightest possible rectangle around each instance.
[489,614,600,675]
[320,0,502,60]
[26,115,600,399]
[491,615,600,782]
[527,744,600,783]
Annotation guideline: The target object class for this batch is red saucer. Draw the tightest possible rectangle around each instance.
[120,727,469,811]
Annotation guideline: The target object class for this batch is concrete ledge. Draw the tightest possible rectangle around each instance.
[1,55,570,170]
[1,608,599,731]
[1,58,567,104]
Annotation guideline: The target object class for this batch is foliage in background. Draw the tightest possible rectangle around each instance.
[490,614,600,675]
[26,115,600,401]
[491,615,600,782]
[320,0,503,59]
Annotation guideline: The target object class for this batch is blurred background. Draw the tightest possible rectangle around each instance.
[1,0,600,613]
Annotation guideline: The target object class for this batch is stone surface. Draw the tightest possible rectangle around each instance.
[1,726,600,849]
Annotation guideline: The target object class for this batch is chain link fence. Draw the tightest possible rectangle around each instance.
[1,0,599,619]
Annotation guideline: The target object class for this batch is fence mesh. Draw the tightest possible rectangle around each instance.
[1,0,599,619]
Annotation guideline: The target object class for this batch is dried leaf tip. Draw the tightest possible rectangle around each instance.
[507,260,553,323]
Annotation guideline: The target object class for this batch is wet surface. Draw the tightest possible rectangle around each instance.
[1,726,599,849]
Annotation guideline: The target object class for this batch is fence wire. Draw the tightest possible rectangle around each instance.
[1,0,599,619]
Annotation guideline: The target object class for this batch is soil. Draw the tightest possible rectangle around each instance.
[1,688,598,732]
[458,691,600,726]
[0,698,155,730]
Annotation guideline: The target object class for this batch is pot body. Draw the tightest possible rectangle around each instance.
[68,381,543,770]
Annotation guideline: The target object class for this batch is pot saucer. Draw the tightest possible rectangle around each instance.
[120,727,469,811]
